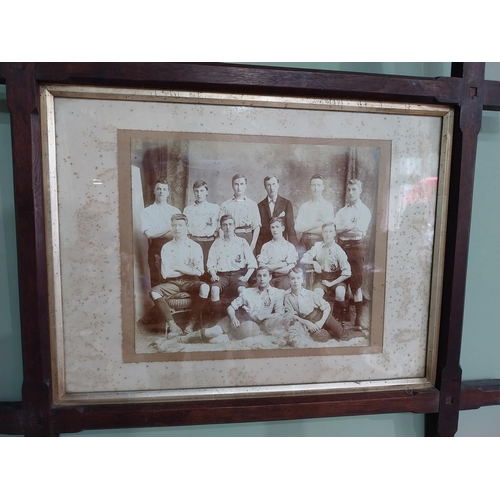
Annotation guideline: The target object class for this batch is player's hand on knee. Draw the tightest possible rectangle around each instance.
[306,320,319,333]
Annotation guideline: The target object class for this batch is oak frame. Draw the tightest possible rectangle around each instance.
[0,62,493,436]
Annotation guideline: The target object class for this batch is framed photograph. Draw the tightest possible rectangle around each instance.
[41,85,453,405]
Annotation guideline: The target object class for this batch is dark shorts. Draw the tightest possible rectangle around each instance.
[338,240,364,291]
[211,270,249,298]
[152,276,205,299]
[313,271,346,296]
[303,308,344,341]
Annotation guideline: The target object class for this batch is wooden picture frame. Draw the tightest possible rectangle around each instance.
[40,84,451,406]
[1,62,498,436]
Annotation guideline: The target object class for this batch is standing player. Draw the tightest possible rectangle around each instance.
[334,179,372,330]
[219,174,261,252]
[183,180,220,268]
[140,178,180,287]
[256,175,298,255]
[295,174,335,255]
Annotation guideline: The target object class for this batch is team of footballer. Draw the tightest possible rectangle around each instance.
[140,173,371,345]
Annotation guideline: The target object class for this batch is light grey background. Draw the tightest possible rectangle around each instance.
[1,62,499,436]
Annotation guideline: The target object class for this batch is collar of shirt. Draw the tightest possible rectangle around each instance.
[172,237,191,246]
[267,196,277,204]
[154,202,177,211]
[347,200,362,208]
[269,237,285,244]
[319,241,335,250]
[231,196,248,201]
[308,197,327,205]
[289,287,307,298]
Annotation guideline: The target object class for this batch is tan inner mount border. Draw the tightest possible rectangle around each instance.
[118,130,390,363]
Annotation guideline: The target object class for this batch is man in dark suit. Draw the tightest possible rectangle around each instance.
[256,175,298,256]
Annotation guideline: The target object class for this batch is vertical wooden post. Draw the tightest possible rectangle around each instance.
[5,63,56,436]
[425,62,485,436]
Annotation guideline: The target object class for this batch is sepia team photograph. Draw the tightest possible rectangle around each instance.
[123,132,387,360]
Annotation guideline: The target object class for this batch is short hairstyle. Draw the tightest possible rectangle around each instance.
[269,216,285,227]
[310,174,325,183]
[322,221,335,230]
[232,174,247,183]
[256,265,272,276]
[288,266,304,277]
[192,180,208,191]
[220,214,235,225]
[348,179,362,190]
[171,213,188,224]
[155,178,169,186]
[263,175,279,185]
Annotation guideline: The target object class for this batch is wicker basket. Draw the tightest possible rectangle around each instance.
[167,292,192,311]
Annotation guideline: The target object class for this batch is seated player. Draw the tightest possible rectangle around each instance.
[300,221,351,321]
[149,214,209,338]
[207,214,257,322]
[284,267,346,342]
[257,217,298,290]
[180,266,285,343]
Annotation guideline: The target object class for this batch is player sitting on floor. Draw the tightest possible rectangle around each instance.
[180,266,285,343]
[284,266,346,342]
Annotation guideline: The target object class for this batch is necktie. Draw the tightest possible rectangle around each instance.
[269,199,275,215]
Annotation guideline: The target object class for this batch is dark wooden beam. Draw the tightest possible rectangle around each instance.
[460,380,500,410]
[425,62,486,437]
[5,378,500,434]
[52,388,439,434]
[5,63,57,436]
[34,62,462,105]
[0,402,24,435]
[483,80,500,111]
[0,387,439,435]
[4,61,500,110]
[3,61,498,112]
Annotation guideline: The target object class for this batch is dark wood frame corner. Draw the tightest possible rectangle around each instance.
[1,62,499,437]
